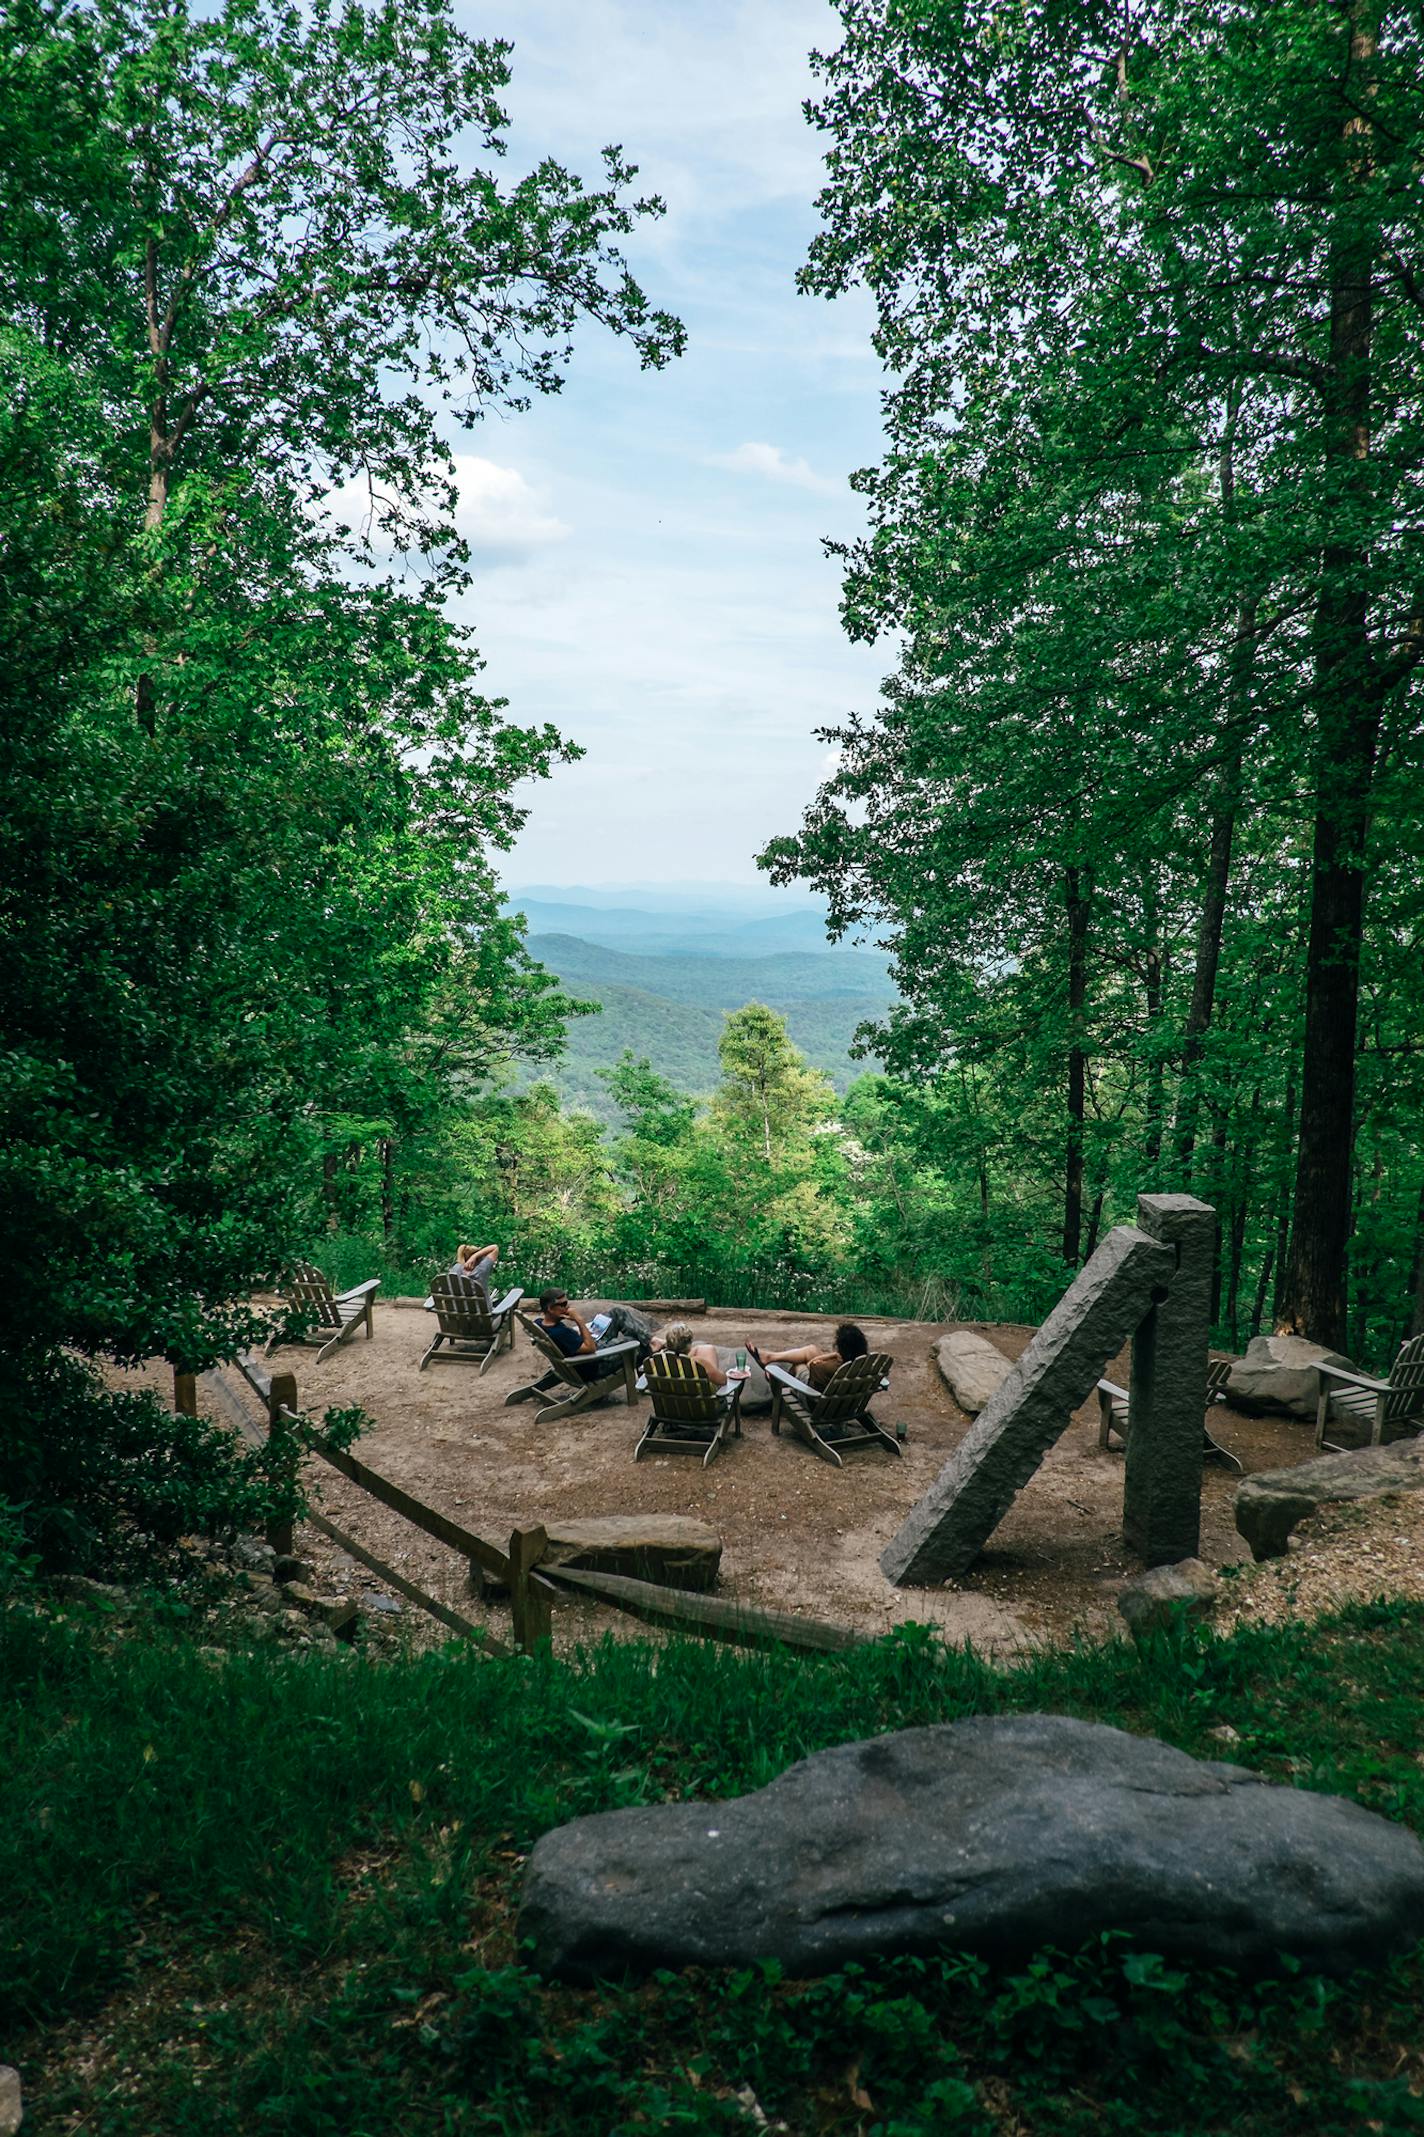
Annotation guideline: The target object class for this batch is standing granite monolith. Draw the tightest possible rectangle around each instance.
[882,1224,1174,1585]
[1123,1194,1215,1567]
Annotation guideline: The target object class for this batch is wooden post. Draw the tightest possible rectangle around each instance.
[266,1372,300,1558]
[173,1369,198,1417]
[508,1525,552,1654]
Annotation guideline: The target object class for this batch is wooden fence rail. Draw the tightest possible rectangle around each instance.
[195,1346,870,1661]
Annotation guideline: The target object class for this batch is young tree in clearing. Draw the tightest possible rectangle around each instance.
[711,1005,835,1170]
[766,0,1424,1346]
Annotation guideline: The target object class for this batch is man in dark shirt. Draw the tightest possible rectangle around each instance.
[506,1288,655,1402]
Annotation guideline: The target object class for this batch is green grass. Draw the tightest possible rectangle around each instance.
[8,1597,1424,2134]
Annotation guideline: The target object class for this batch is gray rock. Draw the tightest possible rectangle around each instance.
[1117,1558,1216,1637]
[1235,1439,1424,1560]
[271,1553,311,1583]
[1226,1334,1354,1420]
[47,1575,127,1608]
[0,2064,19,2137]
[361,1592,403,1615]
[521,1715,1424,1984]
[282,1581,357,1635]
[544,1516,723,1594]
[933,1331,1012,1415]
[883,1225,1175,1585]
[233,1533,277,1573]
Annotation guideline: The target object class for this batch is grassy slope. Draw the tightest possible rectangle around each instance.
[7,1594,1424,2135]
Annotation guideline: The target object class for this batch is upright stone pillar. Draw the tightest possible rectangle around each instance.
[1122,1194,1216,1568]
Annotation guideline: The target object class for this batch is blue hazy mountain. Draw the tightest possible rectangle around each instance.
[502,884,895,1116]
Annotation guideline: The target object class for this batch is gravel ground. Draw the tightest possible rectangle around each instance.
[1214,1486,1424,1632]
[109,1298,1324,1658]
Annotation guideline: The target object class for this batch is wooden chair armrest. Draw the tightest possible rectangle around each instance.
[335,1278,381,1305]
[1317,1363,1391,1394]
[1097,1378,1128,1402]
[766,1364,813,1399]
[492,1286,524,1316]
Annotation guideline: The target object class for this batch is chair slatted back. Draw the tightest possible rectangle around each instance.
[815,1352,893,1422]
[1206,1360,1231,1404]
[1386,1335,1424,1429]
[430,1275,496,1342]
[289,1261,341,1329]
[645,1354,722,1425]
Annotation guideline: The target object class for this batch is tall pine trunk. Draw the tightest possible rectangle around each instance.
[1281,15,1380,1345]
[1062,865,1091,1264]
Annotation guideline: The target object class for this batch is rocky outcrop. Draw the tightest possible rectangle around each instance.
[1235,1439,1424,1560]
[521,1714,1424,1982]
[933,1332,1012,1415]
[1117,1558,1217,1637]
[1226,1335,1354,1420]
[541,1516,722,1593]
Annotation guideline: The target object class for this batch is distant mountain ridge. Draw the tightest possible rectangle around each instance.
[506,897,839,959]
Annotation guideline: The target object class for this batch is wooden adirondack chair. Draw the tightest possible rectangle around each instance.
[266,1261,380,1366]
[418,1275,524,1373]
[508,1308,641,1426]
[1096,1358,1240,1472]
[635,1354,744,1467]
[1315,1335,1424,1452]
[767,1353,899,1468]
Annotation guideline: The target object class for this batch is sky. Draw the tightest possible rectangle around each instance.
[436,0,890,891]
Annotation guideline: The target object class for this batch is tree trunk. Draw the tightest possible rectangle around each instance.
[1280,7,1380,1347]
[1141,866,1165,1174]
[323,1149,339,1232]
[379,1136,396,1248]
[1249,1245,1274,1341]
[1409,1174,1424,1340]
[1062,865,1091,1265]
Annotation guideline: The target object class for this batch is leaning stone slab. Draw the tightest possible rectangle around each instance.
[883,1225,1174,1585]
[933,1331,1012,1415]
[521,1713,1424,1983]
[1227,1334,1355,1419]
[0,2064,19,2137]
[1235,1439,1424,1561]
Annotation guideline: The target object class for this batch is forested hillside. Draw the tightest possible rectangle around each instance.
[518,929,893,1113]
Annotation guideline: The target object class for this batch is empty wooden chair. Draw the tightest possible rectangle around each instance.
[265,1261,380,1366]
[767,1352,899,1468]
[418,1274,524,1373]
[635,1354,744,1467]
[1316,1335,1424,1453]
[1097,1358,1240,1472]
[508,1308,641,1425]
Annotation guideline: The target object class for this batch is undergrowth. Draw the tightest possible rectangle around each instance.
[4,1598,1424,2133]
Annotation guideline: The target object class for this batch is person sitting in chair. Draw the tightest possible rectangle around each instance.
[649,1320,729,1388]
[450,1242,500,1295]
[507,1288,657,1402]
[748,1321,869,1391]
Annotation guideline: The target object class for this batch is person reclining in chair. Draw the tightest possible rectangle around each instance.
[450,1242,500,1294]
[648,1321,729,1388]
[507,1288,656,1402]
[747,1321,869,1391]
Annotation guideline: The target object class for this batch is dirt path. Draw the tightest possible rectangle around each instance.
[116,1299,1320,1658]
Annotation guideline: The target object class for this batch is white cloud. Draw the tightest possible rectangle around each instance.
[324,455,569,562]
[709,440,841,496]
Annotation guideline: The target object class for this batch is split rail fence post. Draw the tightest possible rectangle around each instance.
[265,1371,299,1558]
[172,1369,198,1418]
[508,1525,552,1654]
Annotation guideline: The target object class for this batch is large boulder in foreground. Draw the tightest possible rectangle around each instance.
[521,1715,1424,1982]
[1236,1439,1424,1561]
[1226,1334,1354,1419]
[933,1331,1013,1415]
